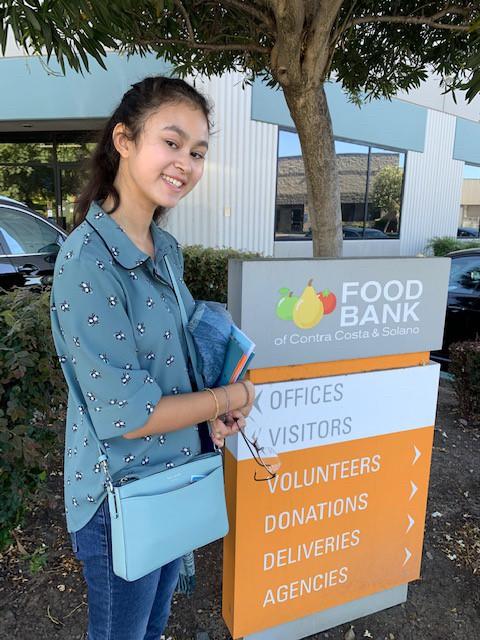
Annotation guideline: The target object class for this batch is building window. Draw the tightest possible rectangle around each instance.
[275,130,406,240]
[459,164,480,238]
[0,142,55,214]
[0,135,95,232]
[57,141,96,230]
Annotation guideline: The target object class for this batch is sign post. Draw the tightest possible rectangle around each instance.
[222,258,450,640]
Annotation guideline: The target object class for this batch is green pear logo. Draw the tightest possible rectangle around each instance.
[276,287,299,320]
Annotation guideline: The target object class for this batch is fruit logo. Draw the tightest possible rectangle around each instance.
[276,279,337,329]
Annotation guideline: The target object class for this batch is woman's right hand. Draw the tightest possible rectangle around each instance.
[210,412,245,448]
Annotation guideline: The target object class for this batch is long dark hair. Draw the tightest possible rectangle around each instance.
[74,76,213,228]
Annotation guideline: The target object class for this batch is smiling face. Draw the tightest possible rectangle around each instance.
[114,101,209,212]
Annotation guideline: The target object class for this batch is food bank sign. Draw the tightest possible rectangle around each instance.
[224,365,439,638]
[223,257,450,640]
[228,258,450,368]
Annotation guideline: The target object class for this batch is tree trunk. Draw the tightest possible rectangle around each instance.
[281,83,342,257]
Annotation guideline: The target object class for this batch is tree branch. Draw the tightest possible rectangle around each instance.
[330,0,359,46]
[428,4,471,21]
[173,0,194,41]
[303,0,344,84]
[138,37,268,54]
[354,16,469,32]
[349,4,473,33]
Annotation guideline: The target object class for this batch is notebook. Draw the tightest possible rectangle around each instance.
[216,325,255,385]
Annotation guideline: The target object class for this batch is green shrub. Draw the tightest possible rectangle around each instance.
[449,341,480,425]
[0,287,66,548]
[427,236,480,257]
[182,245,260,303]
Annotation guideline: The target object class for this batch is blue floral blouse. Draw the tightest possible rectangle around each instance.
[50,201,202,533]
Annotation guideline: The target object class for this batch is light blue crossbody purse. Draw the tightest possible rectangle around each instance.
[88,255,229,581]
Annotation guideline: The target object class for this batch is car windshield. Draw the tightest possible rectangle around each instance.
[449,255,480,291]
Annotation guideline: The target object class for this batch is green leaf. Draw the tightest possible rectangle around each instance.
[9,10,21,44]
[75,39,90,72]
[24,6,42,32]
[0,20,8,54]
[40,21,53,55]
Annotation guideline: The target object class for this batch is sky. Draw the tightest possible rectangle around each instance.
[464,164,480,179]
[278,131,405,167]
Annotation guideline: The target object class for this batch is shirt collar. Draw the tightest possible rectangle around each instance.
[85,201,172,270]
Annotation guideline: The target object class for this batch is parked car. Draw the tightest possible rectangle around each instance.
[304,226,390,240]
[431,248,480,368]
[342,226,390,239]
[0,197,67,292]
[457,227,480,238]
[341,226,361,239]
[305,226,362,239]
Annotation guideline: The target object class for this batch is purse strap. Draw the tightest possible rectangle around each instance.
[163,255,205,393]
[164,256,217,448]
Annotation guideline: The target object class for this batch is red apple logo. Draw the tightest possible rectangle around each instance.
[317,289,336,315]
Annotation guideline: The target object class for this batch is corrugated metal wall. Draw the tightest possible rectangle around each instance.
[400,110,464,256]
[164,72,278,256]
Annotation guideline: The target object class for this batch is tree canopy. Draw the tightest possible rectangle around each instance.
[2,1,478,99]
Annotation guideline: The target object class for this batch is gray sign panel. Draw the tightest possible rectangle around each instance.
[228,257,450,369]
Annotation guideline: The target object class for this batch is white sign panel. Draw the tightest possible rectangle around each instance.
[227,363,440,460]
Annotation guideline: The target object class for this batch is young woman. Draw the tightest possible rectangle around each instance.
[50,76,255,640]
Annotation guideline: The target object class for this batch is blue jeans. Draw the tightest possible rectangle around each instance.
[70,498,182,640]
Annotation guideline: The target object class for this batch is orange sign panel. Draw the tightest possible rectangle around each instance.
[223,426,433,639]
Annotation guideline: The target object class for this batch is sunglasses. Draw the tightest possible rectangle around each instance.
[237,415,282,482]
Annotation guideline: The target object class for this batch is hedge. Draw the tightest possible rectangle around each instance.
[0,287,66,548]
[182,245,260,302]
[427,236,480,257]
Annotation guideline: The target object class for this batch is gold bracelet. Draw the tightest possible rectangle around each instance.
[204,388,219,421]
[238,380,251,407]
[219,385,230,417]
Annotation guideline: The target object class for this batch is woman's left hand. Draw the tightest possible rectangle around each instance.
[210,410,245,448]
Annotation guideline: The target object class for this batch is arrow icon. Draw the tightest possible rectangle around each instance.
[403,547,412,566]
[253,389,263,415]
[409,481,418,501]
[413,445,421,465]
[406,514,415,533]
